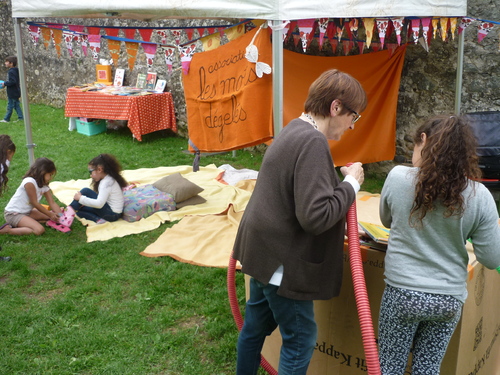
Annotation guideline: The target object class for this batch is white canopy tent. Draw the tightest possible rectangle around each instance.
[11,0,467,163]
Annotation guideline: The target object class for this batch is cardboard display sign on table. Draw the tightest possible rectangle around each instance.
[254,193,500,375]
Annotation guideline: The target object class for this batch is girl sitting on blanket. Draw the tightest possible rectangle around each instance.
[65,153,128,225]
[3,157,64,236]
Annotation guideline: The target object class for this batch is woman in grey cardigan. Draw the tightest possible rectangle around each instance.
[232,69,367,375]
[378,115,500,374]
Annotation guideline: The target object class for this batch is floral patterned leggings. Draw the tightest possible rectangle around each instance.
[378,284,463,375]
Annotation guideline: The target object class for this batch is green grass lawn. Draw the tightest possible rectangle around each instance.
[0,99,383,374]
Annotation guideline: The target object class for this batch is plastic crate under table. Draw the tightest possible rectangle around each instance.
[75,118,107,136]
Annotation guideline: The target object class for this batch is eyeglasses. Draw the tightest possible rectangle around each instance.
[88,169,95,174]
[343,104,362,124]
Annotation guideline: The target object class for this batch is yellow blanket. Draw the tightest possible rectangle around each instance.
[50,164,254,243]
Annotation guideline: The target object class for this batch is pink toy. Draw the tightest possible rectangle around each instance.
[59,206,76,227]
[47,220,71,233]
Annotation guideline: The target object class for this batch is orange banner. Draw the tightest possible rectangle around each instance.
[284,46,407,166]
[183,27,273,152]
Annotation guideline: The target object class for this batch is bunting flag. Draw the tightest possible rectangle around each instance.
[171,29,182,45]
[201,33,221,51]
[157,30,168,44]
[357,40,365,54]
[386,43,398,56]
[87,27,101,36]
[179,43,197,75]
[334,18,344,42]
[104,28,119,38]
[108,39,122,66]
[124,28,137,40]
[142,43,158,68]
[326,20,336,44]
[297,19,315,52]
[281,21,291,43]
[80,34,88,57]
[344,19,352,40]
[450,18,458,39]
[196,28,206,39]
[440,18,449,41]
[349,18,359,40]
[185,28,195,41]
[41,27,51,49]
[287,20,298,41]
[225,24,245,41]
[63,31,75,56]
[392,17,404,45]
[28,25,40,45]
[163,46,176,73]
[458,17,475,34]
[125,41,139,70]
[317,18,329,49]
[139,28,154,42]
[88,34,101,61]
[420,17,432,50]
[52,28,63,57]
[477,21,495,42]
[432,18,440,39]
[411,18,421,44]
[363,18,375,48]
[376,18,390,48]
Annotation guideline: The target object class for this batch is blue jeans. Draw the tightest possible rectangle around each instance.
[4,97,23,121]
[69,187,121,223]
[237,278,317,375]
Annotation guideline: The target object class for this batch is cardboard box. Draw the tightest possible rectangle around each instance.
[76,118,107,136]
[257,244,500,375]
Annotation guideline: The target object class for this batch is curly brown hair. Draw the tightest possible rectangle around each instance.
[88,153,128,192]
[410,115,482,226]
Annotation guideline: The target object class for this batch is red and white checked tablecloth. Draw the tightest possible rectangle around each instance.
[64,87,177,141]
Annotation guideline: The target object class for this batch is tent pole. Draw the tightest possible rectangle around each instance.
[13,17,36,165]
[272,21,283,136]
[454,30,465,115]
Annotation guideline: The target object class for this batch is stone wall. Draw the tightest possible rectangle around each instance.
[1,0,499,173]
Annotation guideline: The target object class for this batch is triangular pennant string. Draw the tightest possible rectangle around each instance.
[349,18,359,41]
[318,18,329,49]
[477,21,495,42]
[28,25,40,45]
[87,27,101,36]
[124,28,137,40]
[342,40,353,55]
[411,18,421,44]
[440,18,449,41]
[458,17,475,34]
[87,34,101,61]
[179,43,197,75]
[363,18,375,48]
[171,29,182,45]
[326,20,336,41]
[107,39,122,66]
[41,27,51,49]
[376,18,390,48]
[156,30,168,44]
[163,46,176,73]
[104,28,120,37]
[52,28,63,57]
[125,41,139,70]
[141,43,157,68]
[449,18,458,39]
[386,43,398,57]
[138,28,154,42]
[201,33,221,51]
[297,19,315,52]
[80,34,88,57]
[432,18,440,39]
[196,28,206,38]
[185,28,194,41]
[334,18,344,42]
[420,18,432,49]
[391,17,404,45]
[63,31,75,57]
[357,40,365,54]
[344,19,353,40]
[225,24,245,41]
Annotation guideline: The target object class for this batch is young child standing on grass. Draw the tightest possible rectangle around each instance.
[65,153,128,225]
[2,157,63,236]
[0,56,24,123]
[0,135,16,260]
